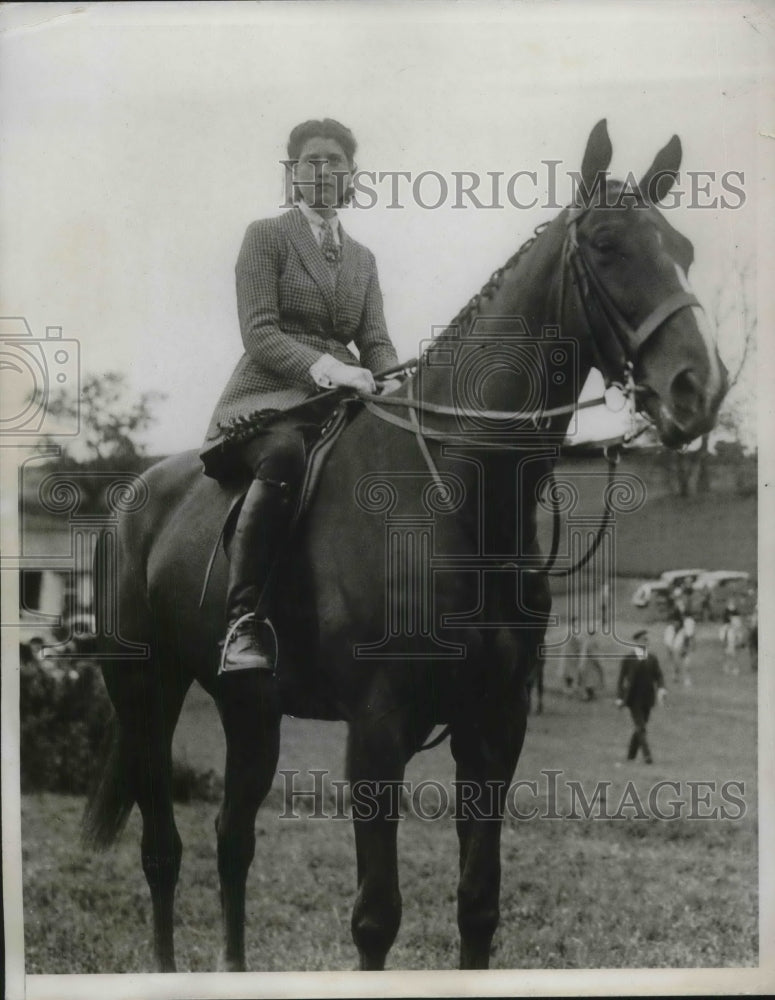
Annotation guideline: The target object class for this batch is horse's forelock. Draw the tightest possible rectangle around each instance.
[577,183,695,274]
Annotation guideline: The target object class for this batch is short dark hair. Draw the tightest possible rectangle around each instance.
[287,118,357,166]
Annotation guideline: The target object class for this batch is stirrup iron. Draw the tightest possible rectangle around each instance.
[218,612,278,675]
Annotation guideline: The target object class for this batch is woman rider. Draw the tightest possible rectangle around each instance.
[200,119,400,674]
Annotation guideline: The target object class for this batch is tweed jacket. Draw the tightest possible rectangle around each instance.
[201,207,398,476]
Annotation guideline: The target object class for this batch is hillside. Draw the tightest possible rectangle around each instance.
[535,487,757,583]
[611,492,757,578]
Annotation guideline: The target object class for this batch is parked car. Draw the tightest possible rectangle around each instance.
[688,570,756,621]
[631,569,707,610]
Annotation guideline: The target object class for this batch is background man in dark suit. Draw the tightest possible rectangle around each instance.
[616,629,667,764]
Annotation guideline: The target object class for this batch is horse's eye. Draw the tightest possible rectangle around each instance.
[591,236,616,253]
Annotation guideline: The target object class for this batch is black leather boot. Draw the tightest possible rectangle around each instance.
[219,477,292,674]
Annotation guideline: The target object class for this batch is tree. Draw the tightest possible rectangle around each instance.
[40,371,165,466]
[38,372,164,468]
[663,257,756,498]
[711,257,756,449]
[33,372,166,510]
[698,256,756,494]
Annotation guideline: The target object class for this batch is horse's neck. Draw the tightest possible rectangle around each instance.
[404,213,594,555]
[418,211,593,437]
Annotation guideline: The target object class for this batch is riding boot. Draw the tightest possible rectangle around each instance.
[220,477,293,674]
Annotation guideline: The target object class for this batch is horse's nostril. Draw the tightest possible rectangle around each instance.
[670,368,704,419]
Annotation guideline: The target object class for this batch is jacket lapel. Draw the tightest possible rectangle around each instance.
[335,227,358,329]
[285,207,336,323]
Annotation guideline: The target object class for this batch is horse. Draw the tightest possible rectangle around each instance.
[82,120,727,972]
[664,615,696,687]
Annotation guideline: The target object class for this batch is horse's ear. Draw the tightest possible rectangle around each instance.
[639,135,682,203]
[579,119,613,203]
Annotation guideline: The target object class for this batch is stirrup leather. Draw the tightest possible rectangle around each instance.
[218,612,278,675]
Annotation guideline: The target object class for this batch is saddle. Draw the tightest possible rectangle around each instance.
[290,391,363,527]
[199,391,362,606]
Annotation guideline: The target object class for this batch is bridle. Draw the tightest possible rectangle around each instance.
[363,200,702,424]
[360,200,703,580]
[563,202,701,389]
[363,203,703,756]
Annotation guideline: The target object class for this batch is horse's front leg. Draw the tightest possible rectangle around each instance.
[450,636,529,970]
[214,669,281,971]
[347,712,414,971]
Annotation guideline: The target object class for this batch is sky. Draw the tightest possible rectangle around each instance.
[1,0,772,455]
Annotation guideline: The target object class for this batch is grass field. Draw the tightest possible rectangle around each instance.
[21,576,758,974]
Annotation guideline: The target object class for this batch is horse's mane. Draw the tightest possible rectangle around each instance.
[421,180,657,362]
[422,219,552,357]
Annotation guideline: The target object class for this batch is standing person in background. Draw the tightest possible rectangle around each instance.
[748,606,758,673]
[721,597,743,675]
[616,629,667,764]
[578,627,604,700]
[561,617,583,694]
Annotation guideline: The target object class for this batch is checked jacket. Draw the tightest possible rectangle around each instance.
[201,206,398,478]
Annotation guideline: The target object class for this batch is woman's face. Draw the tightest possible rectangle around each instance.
[293,136,352,212]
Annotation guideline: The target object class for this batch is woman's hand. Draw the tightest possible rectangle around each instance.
[310,354,376,393]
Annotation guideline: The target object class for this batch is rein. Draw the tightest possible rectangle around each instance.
[364,202,701,421]
[362,200,701,582]
[366,379,623,577]
[361,387,607,424]
[376,203,698,756]
[409,439,618,755]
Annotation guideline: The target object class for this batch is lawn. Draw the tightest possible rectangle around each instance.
[21,593,758,973]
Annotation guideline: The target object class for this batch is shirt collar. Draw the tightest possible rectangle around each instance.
[297,198,339,238]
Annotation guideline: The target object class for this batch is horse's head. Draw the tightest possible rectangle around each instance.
[570,120,728,447]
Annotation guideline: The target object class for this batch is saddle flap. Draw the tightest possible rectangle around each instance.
[199,395,361,607]
[292,397,360,527]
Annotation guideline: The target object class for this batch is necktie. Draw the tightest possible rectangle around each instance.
[320,219,340,266]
